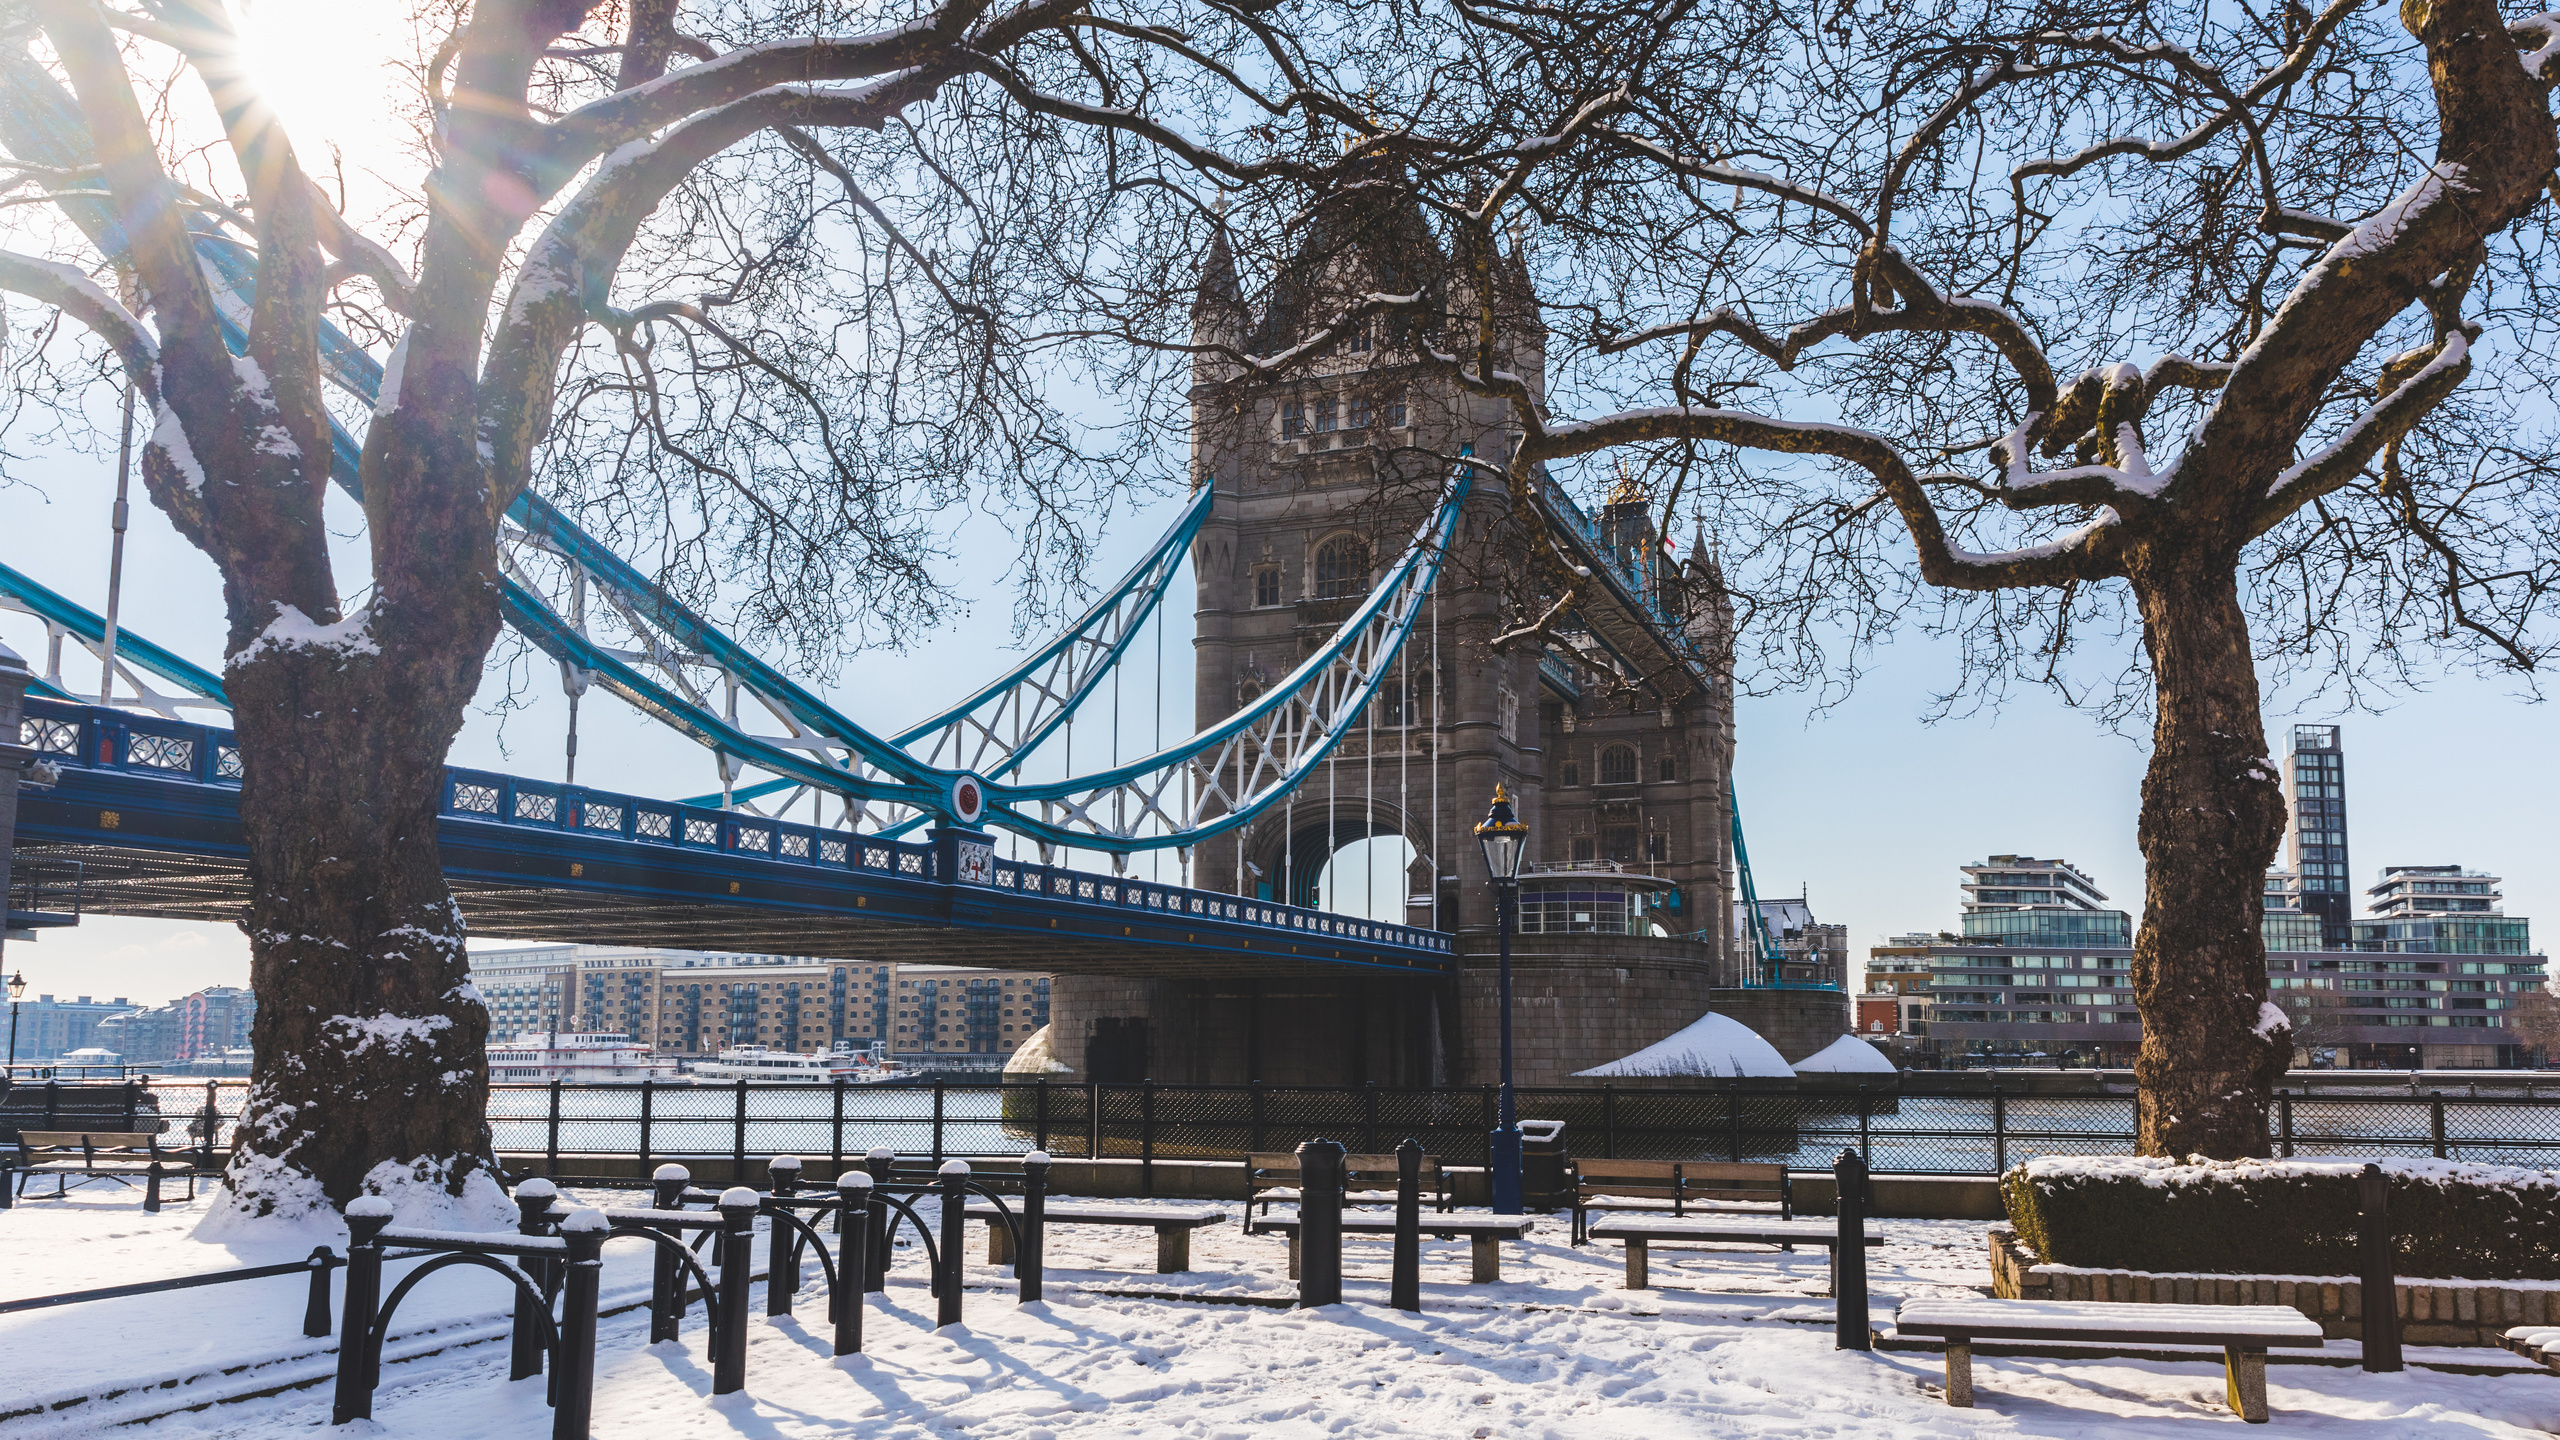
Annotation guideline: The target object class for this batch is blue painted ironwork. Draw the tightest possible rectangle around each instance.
[13,696,1452,972]
[0,562,230,719]
[1728,786,1787,987]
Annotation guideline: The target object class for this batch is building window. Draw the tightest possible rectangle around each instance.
[1646,833,1667,863]
[1387,397,1408,428]
[1314,537,1368,600]
[1571,837,1596,863]
[1281,401,1306,437]
[1562,760,1580,787]
[1254,567,1282,607]
[1601,827,1640,863]
[1599,745,1638,786]
[1658,755,1676,782]
[1347,321,1370,353]
[1347,395,1372,429]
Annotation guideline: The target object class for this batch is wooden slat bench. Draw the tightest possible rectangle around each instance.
[1248,1151,1450,1223]
[967,1200,1230,1274]
[1894,1298,2326,1424]
[1587,1216,1881,1295]
[1251,1213,1535,1284]
[9,1131,202,1212]
[1570,1158,1790,1244]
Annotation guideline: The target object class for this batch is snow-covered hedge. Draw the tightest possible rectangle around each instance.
[2002,1155,2560,1281]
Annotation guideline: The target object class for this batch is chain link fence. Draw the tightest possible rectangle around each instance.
[26,1075,2551,1181]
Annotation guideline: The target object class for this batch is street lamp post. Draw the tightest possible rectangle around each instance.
[1475,786,1528,1214]
[6,968,26,1072]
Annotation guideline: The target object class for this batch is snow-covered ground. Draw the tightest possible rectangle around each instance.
[2,1185,2553,1437]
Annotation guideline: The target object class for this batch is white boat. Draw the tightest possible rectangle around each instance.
[487,1032,683,1083]
[686,1045,901,1084]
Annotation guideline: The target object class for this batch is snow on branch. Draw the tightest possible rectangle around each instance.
[2254,331,2472,532]
[0,249,158,386]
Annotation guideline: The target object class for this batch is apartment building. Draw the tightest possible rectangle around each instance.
[463,945,1052,1067]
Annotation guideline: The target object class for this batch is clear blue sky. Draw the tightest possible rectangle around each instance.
[5,439,2552,1009]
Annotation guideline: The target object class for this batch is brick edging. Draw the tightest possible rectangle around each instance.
[1988,1226,2549,1348]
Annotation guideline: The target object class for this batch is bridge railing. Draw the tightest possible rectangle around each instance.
[19,696,1451,960]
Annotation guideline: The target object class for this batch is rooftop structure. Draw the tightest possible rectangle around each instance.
[1959,856,2107,913]
[2368,866,2505,919]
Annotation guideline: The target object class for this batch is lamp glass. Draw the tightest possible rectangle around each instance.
[5,970,22,1002]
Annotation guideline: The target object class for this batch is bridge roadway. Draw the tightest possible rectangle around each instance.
[10,698,1451,980]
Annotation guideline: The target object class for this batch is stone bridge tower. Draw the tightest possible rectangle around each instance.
[1039,194,1847,1086]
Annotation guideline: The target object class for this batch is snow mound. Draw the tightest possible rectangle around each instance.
[1791,1034,1897,1075]
[1573,1011,1793,1079]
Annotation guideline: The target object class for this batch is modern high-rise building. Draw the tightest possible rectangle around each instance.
[2284,725,2353,944]
[1955,855,2133,949]
[2261,869,2324,951]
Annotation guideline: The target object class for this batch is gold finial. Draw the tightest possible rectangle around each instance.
[1607,459,1649,508]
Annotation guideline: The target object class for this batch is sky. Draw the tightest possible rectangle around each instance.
[1,4,2553,1013]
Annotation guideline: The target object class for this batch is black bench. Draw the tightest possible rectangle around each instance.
[1569,1158,1790,1244]
[9,1130,203,1211]
[1248,1150,1451,1224]
[1586,1216,1880,1296]
[1894,1298,2326,1423]
[1251,1213,1536,1283]
[968,1199,1229,1273]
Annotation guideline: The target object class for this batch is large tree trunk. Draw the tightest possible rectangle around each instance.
[2127,554,2293,1158]
[206,588,510,1231]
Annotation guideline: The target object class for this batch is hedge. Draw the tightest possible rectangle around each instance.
[2001,1155,2560,1281]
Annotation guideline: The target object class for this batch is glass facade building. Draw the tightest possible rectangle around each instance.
[2286,725,2353,945]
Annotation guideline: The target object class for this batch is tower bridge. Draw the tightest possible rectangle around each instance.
[0,47,1845,1087]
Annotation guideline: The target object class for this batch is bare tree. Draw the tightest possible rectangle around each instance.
[1333,0,2560,1156]
[0,0,1458,1227]
[2508,988,2560,1066]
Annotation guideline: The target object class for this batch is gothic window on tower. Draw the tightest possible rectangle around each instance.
[1599,745,1638,786]
[1281,401,1306,437]
[1315,396,1338,433]
[1347,395,1372,431]
[1572,836,1597,863]
[1254,567,1282,608]
[1647,832,1667,863]
[1602,826,1641,863]
[1314,537,1369,600]
[1659,755,1677,782]
[1347,320,1371,353]
[1388,396,1408,428]
[1562,759,1580,786]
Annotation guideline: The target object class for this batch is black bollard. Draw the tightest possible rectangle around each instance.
[551,1210,608,1440]
[833,1172,871,1356]
[2359,1163,2402,1372]
[938,1160,969,1327]
[713,1187,758,1394]
[1391,1138,1423,1313]
[1833,1149,1871,1351]
[648,1164,690,1344]
[510,1177,560,1380]
[1297,1139,1346,1308]
[301,1246,334,1337]
[767,1155,802,1316]
[1020,1149,1050,1304]
[863,1147,895,1293]
[332,1199,392,1424]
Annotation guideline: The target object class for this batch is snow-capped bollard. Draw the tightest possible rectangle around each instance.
[714,1187,759,1394]
[863,1147,896,1293]
[938,1160,970,1327]
[1297,1139,1346,1308]
[648,1164,692,1343]
[834,1171,872,1355]
[1020,1150,1051,1304]
[768,1156,804,1315]
[511,1177,561,1381]
[332,1196,395,1423]
[552,1209,610,1440]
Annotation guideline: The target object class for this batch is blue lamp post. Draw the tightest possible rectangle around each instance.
[1476,786,1528,1214]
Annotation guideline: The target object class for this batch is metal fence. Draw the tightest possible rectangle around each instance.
[52,1077,2560,1183]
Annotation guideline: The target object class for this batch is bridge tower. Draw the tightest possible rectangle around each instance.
[1043,189,1844,1085]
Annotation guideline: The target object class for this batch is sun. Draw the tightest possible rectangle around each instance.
[228,0,414,198]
